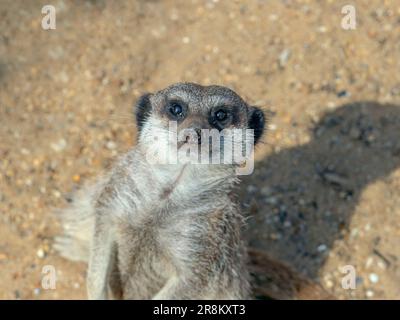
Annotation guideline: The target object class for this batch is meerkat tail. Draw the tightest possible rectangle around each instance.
[53,184,97,263]
[248,247,335,300]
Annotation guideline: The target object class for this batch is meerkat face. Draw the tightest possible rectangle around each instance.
[134,83,265,171]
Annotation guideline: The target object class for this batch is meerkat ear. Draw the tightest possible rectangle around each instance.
[134,93,153,132]
[248,106,265,144]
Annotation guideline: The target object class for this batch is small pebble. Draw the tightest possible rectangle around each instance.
[182,36,190,44]
[269,14,278,21]
[283,221,292,228]
[270,233,281,240]
[317,244,327,252]
[350,228,359,238]
[36,248,46,259]
[261,186,272,196]
[278,49,291,67]
[365,256,374,268]
[369,273,379,284]
[269,123,277,131]
[21,148,30,155]
[106,141,117,150]
[101,77,109,86]
[52,190,61,198]
[265,196,277,205]
[377,261,386,270]
[50,139,67,152]
[366,289,374,298]
[337,90,350,98]
[325,279,333,288]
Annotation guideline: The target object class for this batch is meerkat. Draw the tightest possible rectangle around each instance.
[54,82,265,299]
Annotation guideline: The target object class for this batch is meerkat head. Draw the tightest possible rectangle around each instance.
[134,83,265,173]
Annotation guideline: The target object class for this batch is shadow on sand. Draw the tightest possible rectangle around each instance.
[240,101,400,298]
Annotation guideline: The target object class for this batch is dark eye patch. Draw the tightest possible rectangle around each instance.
[134,93,152,133]
[247,106,265,144]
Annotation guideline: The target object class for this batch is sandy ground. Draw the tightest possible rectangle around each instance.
[0,0,399,299]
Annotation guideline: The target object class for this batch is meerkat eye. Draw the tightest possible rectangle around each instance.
[209,107,232,130]
[170,103,183,116]
[215,109,228,122]
[167,101,186,119]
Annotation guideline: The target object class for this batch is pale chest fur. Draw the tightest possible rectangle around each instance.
[112,165,232,299]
